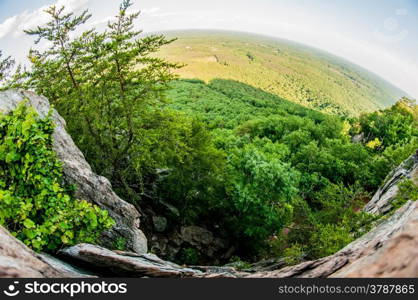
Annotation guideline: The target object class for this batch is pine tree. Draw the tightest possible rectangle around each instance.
[0,51,15,89]
[25,0,181,195]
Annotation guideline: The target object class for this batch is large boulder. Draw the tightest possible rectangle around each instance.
[0,90,147,254]
[249,200,418,278]
[59,244,203,278]
[339,210,418,277]
[364,152,418,215]
[0,226,83,278]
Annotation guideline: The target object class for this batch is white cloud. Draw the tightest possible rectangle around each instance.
[141,7,161,15]
[0,0,92,39]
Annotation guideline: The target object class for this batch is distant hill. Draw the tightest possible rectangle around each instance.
[156,30,407,115]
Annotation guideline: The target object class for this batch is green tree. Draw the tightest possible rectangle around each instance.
[0,51,14,81]
[225,140,299,250]
[358,98,418,150]
[0,51,16,90]
[24,1,182,198]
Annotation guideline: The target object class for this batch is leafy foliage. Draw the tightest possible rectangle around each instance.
[166,79,417,259]
[309,224,354,258]
[178,247,200,265]
[225,140,298,244]
[1,1,416,263]
[356,98,418,150]
[0,103,114,251]
[283,244,304,265]
[392,179,418,209]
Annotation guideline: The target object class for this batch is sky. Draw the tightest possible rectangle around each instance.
[0,0,417,98]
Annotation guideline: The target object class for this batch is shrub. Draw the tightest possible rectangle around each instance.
[0,102,114,251]
[283,244,305,265]
[309,223,354,258]
[392,179,418,209]
[225,141,299,248]
[114,237,128,251]
[228,256,252,270]
[177,247,200,265]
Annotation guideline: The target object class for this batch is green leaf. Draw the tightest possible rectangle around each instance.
[23,218,36,229]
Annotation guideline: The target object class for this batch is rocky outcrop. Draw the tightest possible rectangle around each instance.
[37,254,97,278]
[0,223,226,278]
[249,200,418,278]
[364,153,418,215]
[0,90,147,254]
[59,244,203,278]
[0,226,82,278]
[250,152,418,278]
[340,213,418,277]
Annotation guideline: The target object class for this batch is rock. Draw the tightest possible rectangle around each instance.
[249,152,418,278]
[150,233,182,262]
[242,258,287,273]
[0,223,231,278]
[341,214,418,277]
[38,254,97,278]
[59,244,203,278]
[249,200,418,278]
[190,265,244,278]
[0,226,79,278]
[152,216,167,233]
[181,226,214,246]
[180,226,228,258]
[0,90,147,254]
[364,153,418,215]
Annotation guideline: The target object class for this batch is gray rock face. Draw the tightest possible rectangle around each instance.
[0,89,147,254]
[181,226,214,246]
[364,153,418,215]
[59,244,203,278]
[38,254,97,278]
[0,226,78,278]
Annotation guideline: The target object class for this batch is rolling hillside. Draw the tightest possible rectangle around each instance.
[157,30,407,115]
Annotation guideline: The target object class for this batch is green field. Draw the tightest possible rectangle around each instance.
[157,30,407,116]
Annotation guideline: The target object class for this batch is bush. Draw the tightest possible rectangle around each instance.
[392,179,418,209]
[0,102,114,251]
[225,141,299,249]
[283,244,305,265]
[309,223,354,258]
